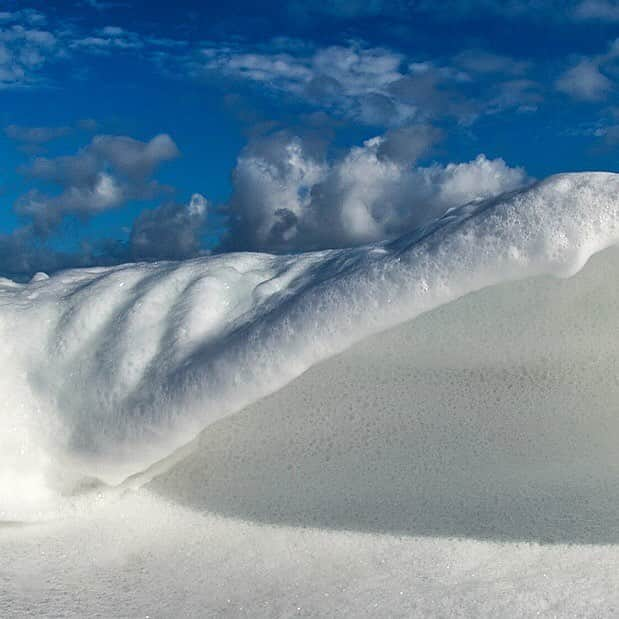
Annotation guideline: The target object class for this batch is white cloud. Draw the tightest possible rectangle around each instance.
[556,59,613,101]
[71,26,148,53]
[0,23,62,88]
[193,42,415,126]
[0,10,46,26]
[222,130,529,252]
[186,40,541,126]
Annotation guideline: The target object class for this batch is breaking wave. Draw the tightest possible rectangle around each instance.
[1,171,619,522]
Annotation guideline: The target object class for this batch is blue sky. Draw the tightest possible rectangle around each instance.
[1,0,619,275]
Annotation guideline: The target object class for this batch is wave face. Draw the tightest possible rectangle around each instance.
[148,244,619,544]
[1,171,619,520]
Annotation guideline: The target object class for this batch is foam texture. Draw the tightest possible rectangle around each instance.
[3,216,619,616]
[1,172,619,521]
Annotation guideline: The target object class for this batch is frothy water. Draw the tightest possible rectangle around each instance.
[4,172,619,617]
[1,171,619,521]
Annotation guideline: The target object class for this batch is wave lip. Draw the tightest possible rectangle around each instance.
[1,171,619,519]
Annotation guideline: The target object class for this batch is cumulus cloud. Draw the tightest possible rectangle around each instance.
[221,129,529,252]
[2,126,530,276]
[130,193,208,260]
[556,59,613,101]
[16,134,180,234]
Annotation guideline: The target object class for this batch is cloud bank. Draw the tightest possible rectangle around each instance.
[0,125,529,276]
[222,127,529,252]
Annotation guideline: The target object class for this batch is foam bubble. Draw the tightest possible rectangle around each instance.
[1,172,619,518]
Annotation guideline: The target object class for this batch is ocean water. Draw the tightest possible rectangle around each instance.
[2,172,619,616]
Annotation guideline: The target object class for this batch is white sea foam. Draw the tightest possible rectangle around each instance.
[3,171,619,616]
[1,172,619,521]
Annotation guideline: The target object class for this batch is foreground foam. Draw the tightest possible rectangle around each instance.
[1,172,619,519]
[4,490,619,617]
[3,246,619,616]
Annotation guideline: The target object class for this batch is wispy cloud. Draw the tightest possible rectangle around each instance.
[4,124,72,145]
[0,20,63,89]
[174,39,540,127]
[0,9,188,89]
[556,59,613,101]
[188,42,413,125]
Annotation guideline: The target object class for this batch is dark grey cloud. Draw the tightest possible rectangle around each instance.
[130,193,208,261]
[0,225,115,279]
[0,193,207,277]
[0,132,213,276]
[17,133,180,235]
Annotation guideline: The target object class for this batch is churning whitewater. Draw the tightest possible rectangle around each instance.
[1,171,619,522]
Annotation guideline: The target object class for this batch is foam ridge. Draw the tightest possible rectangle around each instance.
[1,172,618,519]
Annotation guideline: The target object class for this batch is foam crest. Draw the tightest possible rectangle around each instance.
[1,172,618,519]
